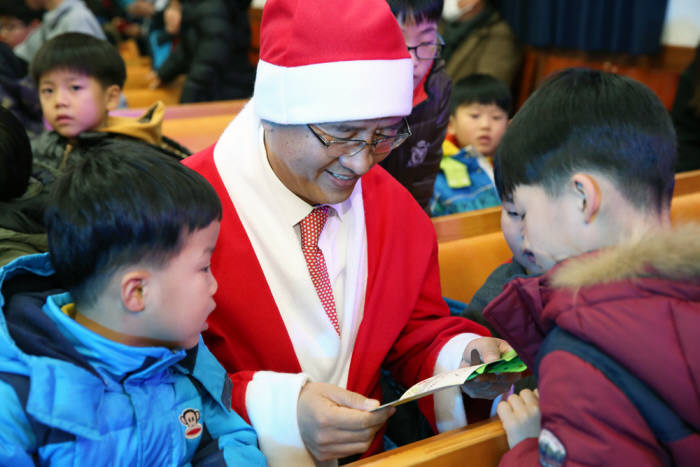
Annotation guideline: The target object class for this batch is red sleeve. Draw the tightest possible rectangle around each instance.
[499,437,539,466]
[228,371,255,423]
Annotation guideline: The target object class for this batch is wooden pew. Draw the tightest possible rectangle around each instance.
[670,190,700,224]
[347,418,508,467]
[673,169,700,197]
[438,231,511,304]
[123,86,182,107]
[432,169,700,244]
[432,207,501,244]
[111,99,248,120]
[123,75,186,107]
[124,64,155,90]
[110,99,247,152]
[515,45,694,111]
[162,114,234,152]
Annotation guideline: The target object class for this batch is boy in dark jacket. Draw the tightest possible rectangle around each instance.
[153,0,254,103]
[0,140,267,465]
[487,68,700,465]
[379,0,451,213]
[30,32,189,187]
[0,107,48,267]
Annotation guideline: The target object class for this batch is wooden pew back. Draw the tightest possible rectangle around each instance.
[162,114,233,152]
[438,232,511,304]
[347,418,508,467]
[671,191,700,224]
[111,99,248,120]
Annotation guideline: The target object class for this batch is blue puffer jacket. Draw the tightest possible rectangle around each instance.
[0,253,267,466]
[430,144,501,216]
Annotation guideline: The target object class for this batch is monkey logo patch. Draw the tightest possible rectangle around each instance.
[179,408,203,439]
[408,140,429,167]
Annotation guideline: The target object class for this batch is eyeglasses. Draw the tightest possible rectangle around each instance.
[406,35,445,60]
[308,118,412,159]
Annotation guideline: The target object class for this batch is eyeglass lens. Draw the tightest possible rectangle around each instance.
[411,43,443,60]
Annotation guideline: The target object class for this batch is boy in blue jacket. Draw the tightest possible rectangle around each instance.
[0,139,266,466]
[430,73,510,216]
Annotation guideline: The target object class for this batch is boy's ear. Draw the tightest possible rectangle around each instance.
[570,173,601,224]
[447,114,456,136]
[121,270,149,312]
[104,84,121,112]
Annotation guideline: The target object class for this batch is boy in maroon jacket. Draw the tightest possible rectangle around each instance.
[486,68,699,466]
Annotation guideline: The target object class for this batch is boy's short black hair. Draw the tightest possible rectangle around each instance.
[0,0,41,25]
[0,107,32,201]
[30,32,126,88]
[494,68,677,214]
[45,140,222,306]
[387,0,444,25]
[449,73,513,116]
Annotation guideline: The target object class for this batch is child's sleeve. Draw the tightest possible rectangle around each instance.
[0,379,38,467]
[500,349,676,466]
[191,392,267,467]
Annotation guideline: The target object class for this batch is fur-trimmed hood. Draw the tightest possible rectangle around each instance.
[551,222,700,289]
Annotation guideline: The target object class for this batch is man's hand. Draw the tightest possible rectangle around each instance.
[297,382,395,462]
[460,337,520,399]
[497,389,541,448]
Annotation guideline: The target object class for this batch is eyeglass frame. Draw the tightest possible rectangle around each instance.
[307,118,413,159]
[406,34,445,61]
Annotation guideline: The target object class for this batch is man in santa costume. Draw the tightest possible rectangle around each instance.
[184,0,517,464]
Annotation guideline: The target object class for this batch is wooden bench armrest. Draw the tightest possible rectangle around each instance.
[347,418,508,466]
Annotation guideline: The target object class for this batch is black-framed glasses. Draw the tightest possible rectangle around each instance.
[308,118,412,159]
[406,34,445,60]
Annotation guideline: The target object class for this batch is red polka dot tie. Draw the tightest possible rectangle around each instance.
[300,206,340,335]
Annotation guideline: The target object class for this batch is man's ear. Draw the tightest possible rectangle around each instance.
[570,173,601,224]
[121,271,149,312]
[104,84,121,112]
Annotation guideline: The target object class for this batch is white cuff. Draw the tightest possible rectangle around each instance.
[433,333,480,432]
[245,371,314,466]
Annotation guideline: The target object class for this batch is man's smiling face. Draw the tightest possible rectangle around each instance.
[263,116,405,205]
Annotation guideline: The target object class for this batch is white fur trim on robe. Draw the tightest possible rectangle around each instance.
[433,332,481,432]
[246,371,312,465]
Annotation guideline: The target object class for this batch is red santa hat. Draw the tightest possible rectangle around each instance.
[253,0,413,124]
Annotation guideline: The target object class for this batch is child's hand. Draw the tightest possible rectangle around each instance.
[497,388,541,448]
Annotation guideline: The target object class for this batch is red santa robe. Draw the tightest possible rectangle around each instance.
[184,102,490,464]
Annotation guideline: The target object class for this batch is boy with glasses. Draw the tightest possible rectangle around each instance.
[183,0,517,465]
[379,0,452,214]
